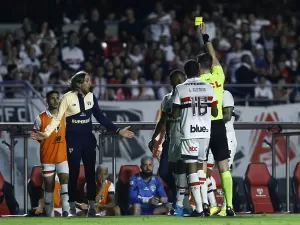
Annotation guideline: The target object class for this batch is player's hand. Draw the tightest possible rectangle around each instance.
[149,197,160,205]
[118,126,135,138]
[30,131,47,141]
[80,203,89,210]
[200,22,207,34]
[160,197,168,204]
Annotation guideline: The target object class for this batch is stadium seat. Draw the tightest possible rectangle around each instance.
[244,163,281,213]
[116,165,140,215]
[0,172,19,215]
[76,165,86,203]
[292,162,300,212]
[27,166,43,209]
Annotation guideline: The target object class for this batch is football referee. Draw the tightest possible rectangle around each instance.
[31,71,135,217]
[197,23,235,216]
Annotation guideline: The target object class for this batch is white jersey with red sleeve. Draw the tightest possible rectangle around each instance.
[223,90,235,133]
[161,92,181,142]
[173,78,217,139]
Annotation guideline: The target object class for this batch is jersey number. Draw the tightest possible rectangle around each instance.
[191,97,208,116]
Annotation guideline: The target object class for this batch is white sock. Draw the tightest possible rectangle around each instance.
[187,173,203,213]
[197,170,208,205]
[176,173,187,207]
[207,177,218,207]
[60,184,70,213]
[45,192,54,217]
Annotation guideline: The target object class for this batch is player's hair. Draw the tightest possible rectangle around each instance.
[46,90,59,100]
[197,53,213,70]
[169,69,185,80]
[70,71,87,91]
[184,59,200,78]
[140,156,153,165]
[96,164,109,172]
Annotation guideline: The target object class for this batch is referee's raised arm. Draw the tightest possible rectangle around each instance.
[198,23,221,67]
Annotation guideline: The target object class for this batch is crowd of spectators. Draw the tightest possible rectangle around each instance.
[0,1,300,105]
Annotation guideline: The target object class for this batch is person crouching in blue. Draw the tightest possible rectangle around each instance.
[128,156,170,215]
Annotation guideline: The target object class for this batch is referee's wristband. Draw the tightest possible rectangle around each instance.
[202,34,210,44]
[116,128,121,134]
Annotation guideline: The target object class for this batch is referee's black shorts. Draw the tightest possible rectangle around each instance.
[209,119,230,162]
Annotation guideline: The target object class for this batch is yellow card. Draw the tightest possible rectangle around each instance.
[195,17,203,26]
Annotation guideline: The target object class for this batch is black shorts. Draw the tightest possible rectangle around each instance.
[209,119,230,162]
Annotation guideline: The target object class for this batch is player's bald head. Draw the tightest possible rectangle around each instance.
[169,69,185,87]
[96,164,108,173]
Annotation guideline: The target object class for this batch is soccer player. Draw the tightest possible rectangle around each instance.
[30,71,135,217]
[148,70,186,215]
[83,165,120,216]
[33,90,69,217]
[172,59,218,217]
[129,156,170,215]
[197,22,235,216]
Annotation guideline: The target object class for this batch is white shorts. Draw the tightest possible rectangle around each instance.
[227,132,237,169]
[181,138,210,163]
[206,131,237,170]
[168,138,181,162]
[41,161,69,177]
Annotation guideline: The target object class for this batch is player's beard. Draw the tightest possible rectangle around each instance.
[141,171,153,178]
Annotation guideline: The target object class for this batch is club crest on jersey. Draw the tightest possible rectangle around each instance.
[55,124,60,133]
[150,184,156,192]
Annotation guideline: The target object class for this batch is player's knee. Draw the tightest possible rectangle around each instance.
[217,159,229,173]
[43,176,55,192]
[57,173,69,184]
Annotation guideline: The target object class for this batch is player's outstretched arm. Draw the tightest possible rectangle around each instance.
[200,22,221,67]
[92,94,135,138]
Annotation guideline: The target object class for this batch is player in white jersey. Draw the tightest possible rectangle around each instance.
[206,90,237,216]
[148,70,185,213]
[172,60,218,217]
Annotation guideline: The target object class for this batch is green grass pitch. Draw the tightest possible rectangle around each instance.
[1,215,300,225]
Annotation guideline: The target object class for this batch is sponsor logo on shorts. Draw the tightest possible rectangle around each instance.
[71,118,91,124]
[190,125,208,133]
[189,147,198,152]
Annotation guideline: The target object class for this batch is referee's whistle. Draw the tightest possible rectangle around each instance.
[195,17,203,26]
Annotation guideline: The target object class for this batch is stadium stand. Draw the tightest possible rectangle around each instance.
[0,0,299,105]
[244,163,282,213]
[292,161,300,213]
[0,172,19,216]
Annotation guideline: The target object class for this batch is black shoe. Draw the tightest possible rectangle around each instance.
[188,210,205,217]
[87,207,97,217]
[203,203,210,217]
[226,207,236,216]
[62,211,69,217]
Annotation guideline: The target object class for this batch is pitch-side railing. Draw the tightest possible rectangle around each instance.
[0,122,299,214]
